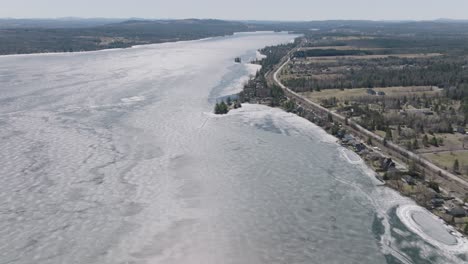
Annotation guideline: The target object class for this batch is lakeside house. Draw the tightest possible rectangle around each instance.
[402,175,416,186]
[431,198,445,208]
[447,207,467,218]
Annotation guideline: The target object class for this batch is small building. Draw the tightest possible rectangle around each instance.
[354,143,366,152]
[431,198,445,208]
[367,89,376,95]
[402,175,416,186]
[342,134,355,144]
[447,207,467,217]
[456,126,466,134]
[381,158,396,171]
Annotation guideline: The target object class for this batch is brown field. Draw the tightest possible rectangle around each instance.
[321,36,376,41]
[423,150,468,178]
[294,53,443,63]
[300,86,442,103]
[299,46,385,51]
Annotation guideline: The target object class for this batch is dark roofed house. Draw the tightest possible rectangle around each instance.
[431,198,445,208]
[354,143,366,152]
[342,134,355,144]
[381,158,396,171]
[448,207,466,217]
[402,175,416,186]
[367,89,376,95]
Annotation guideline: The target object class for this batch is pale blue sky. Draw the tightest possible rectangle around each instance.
[1,0,468,20]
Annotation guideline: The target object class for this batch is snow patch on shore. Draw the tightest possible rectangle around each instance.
[256,51,267,60]
[339,147,363,164]
[217,63,260,97]
[228,104,338,143]
[396,204,468,252]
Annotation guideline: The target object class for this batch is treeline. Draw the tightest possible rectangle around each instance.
[0,19,250,55]
[256,40,299,74]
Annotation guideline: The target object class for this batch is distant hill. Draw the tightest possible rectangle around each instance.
[0,18,126,28]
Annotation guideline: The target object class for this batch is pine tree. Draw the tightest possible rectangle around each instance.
[214,101,229,114]
[385,127,392,140]
[412,139,419,150]
[422,134,429,147]
[453,159,460,173]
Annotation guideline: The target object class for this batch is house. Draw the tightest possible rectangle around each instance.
[402,175,416,185]
[381,158,396,171]
[336,129,346,139]
[447,207,466,217]
[431,198,445,207]
[342,134,355,144]
[354,143,366,152]
[367,88,376,95]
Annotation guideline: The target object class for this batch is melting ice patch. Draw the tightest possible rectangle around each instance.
[256,51,267,60]
[396,204,468,252]
[217,63,261,97]
[339,147,363,164]
[228,103,337,143]
[121,96,146,103]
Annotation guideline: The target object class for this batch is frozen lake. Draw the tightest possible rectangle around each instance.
[0,32,467,264]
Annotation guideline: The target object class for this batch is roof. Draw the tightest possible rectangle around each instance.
[449,207,466,217]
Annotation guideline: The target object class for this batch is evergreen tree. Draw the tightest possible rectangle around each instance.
[406,140,413,150]
[422,134,429,147]
[214,101,229,115]
[412,139,419,150]
[453,159,460,173]
[385,127,392,140]
[283,100,296,112]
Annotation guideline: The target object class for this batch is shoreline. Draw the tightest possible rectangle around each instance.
[0,30,287,58]
[236,43,468,249]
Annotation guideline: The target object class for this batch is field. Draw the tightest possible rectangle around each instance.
[295,53,442,63]
[300,86,442,103]
[423,151,468,178]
